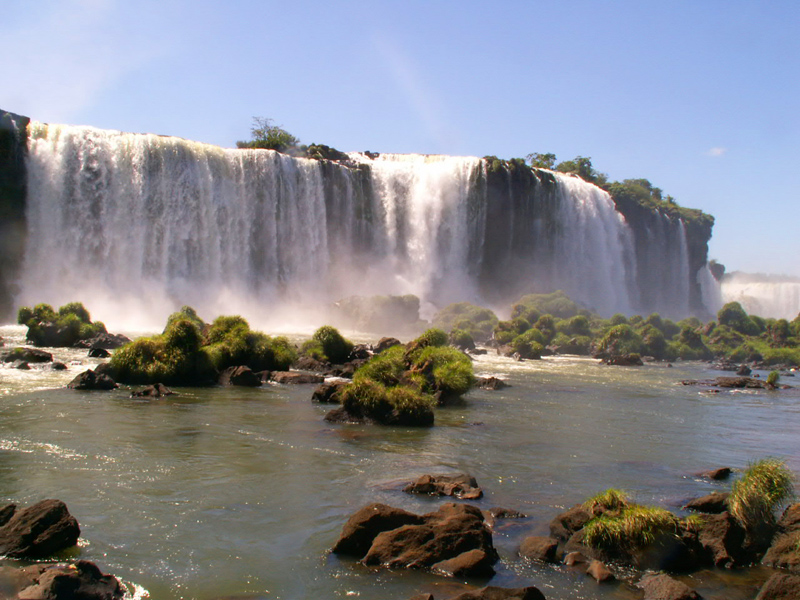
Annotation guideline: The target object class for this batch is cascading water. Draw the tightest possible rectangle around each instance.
[18,122,707,329]
[721,273,800,319]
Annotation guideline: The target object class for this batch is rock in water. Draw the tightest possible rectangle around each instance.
[67,369,118,391]
[0,499,80,558]
[218,366,262,387]
[637,573,701,600]
[404,474,483,499]
[11,560,124,600]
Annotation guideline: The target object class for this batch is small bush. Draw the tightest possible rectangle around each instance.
[512,329,545,359]
[311,325,354,364]
[412,346,475,396]
[597,324,644,357]
[728,458,794,532]
[354,345,405,387]
[449,328,475,350]
[767,370,781,386]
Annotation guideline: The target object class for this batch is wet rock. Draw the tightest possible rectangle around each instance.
[762,503,800,571]
[12,360,30,370]
[372,337,401,354]
[408,595,435,600]
[487,507,526,519]
[87,347,110,359]
[518,536,558,563]
[219,366,262,387]
[270,371,325,385]
[67,369,118,391]
[348,344,371,361]
[404,474,482,500]
[14,560,124,600]
[604,353,643,366]
[73,333,131,350]
[755,573,800,600]
[563,551,589,566]
[324,406,366,424]
[736,364,752,376]
[292,356,331,373]
[586,559,614,582]
[431,548,495,578]
[448,587,545,600]
[683,492,730,514]
[549,505,592,541]
[330,359,367,379]
[715,376,766,389]
[47,362,68,371]
[637,573,701,600]
[131,383,175,398]
[0,499,80,558]
[311,381,347,403]
[332,503,424,557]
[340,503,498,572]
[475,376,509,390]
[696,467,731,481]
[695,512,746,567]
[2,347,53,363]
[0,504,16,526]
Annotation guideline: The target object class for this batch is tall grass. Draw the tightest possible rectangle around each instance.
[583,488,630,513]
[583,505,678,552]
[728,458,794,531]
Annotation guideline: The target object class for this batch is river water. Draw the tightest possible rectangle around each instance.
[0,324,798,600]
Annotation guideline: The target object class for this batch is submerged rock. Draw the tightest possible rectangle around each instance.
[604,353,643,366]
[87,347,111,358]
[475,376,509,390]
[637,573,701,600]
[7,560,124,600]
[404,474,483,499]
[696,467,732,481]
[518,536,558,563]
[67,369,118,391]
[270,371,325,385]
[73,333,131,350]
[131,383,175,398]
[0,500,80,558]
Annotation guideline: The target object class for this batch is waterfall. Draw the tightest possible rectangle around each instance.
[18,122,706,329]
[721,274,800,319]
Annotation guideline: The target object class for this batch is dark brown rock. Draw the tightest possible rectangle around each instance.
[755,573,800,600]
[67,369,117,391]
[586,559,614,582]
[130,383,175,398]
[431,548,495,578]
[73,333,131,350]
[87,347,110,359]
[332,503,424,557]
[715,376,766,389]
[736,364,752,376]
[1,347,53,363]
[404,474,482,500]
[374,337,402,353]
[0,500,80,558]
[488,507,526,519]
[777,503,800,535]
[449,587,545,600]
[697,467,732,480]
[15,560,124,600]
[270,371,325,385]
[324,406,366,424]
[311,381,347,403]
[475,377,509,390]
[362,503,497,570]
[637,573,701,600]
[519,536,558,563]
[293,356,331,372]
[0,504,16,526]
[408,595,435,600]
[695,511,746,567]
[218,366,262,387]
[549,505,592,541]
[683,492,730,514]
[348,344,371,361]
[604,353,643,366]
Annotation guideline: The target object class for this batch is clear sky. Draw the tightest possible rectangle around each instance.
[3,0,799,277]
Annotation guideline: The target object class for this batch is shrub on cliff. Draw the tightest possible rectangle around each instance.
[17,302,106,347]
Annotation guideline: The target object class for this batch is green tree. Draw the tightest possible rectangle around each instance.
[556,156,608,186]
[526,152,557,169]
[236,117,300,152]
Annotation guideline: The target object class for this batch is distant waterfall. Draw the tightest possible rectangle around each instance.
[721,274,800,319]
[19,122,706,329]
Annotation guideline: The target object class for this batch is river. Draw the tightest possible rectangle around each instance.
[0,324,798,600]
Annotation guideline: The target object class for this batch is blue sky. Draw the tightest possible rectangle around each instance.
[3,0,799,277]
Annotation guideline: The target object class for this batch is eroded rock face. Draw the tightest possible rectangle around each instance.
[0,500,80,558]
[334,503,497,578]
[403,474,483,499]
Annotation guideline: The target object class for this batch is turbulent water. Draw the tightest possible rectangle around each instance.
[0,325,798,600]
[19,123,707,329]
[721,273,800,319]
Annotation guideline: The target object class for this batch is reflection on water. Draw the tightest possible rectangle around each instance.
[0,332,798,599]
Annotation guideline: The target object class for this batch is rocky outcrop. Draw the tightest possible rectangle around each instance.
[2,560,124,600]
[334,503,497,577]
[548,505,591,541]
[762,503,800,572]
[475,377,509,390]
[604,353,644,366]
[403,474,483,499]
[683,492,729,514]
[696,467,731,481]
[374,337,402,353]
[67,369,118,391]
[218,365,262,387]
[2,347,53,363]
[311,381,347,403]
[73,333,132,350]
[0,500,80,558]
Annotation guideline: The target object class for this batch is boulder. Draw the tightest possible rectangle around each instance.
[348,344,371,361]
[604,353,643,366]
[637,573,701,600]
[487,507,526,519]
[47,362,68,371]
[683,492,730,514]
[403,474,482,500]
[330,359,368,378]
[218,366,262,387]
[475,377,508,390]
[374,337,402,353]
[87,347,110,359]
[448,586,545,600]
[0,500,80,558]
[762,505,800,571]
[130,383,175,398]
[696,467,732,481]
[549,505,592,541]
[362,503,497,571]
[270,371,325,385]
[12,360,30,370]
[586,559,614,582]
[431,548,495,578]
[736,364,752,376]
[72,333,131,350]
[292,356,331,373]
[14,560,124,600]
[563,551,589,566]
[755,573,800,600]
[332,503,424,557]
[518,536,558,563]
[1,347,53,363]
[311,381,347,403]
[0,504,16,526]
[67,369,118,391]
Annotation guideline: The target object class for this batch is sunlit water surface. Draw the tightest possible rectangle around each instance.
[0,325,798,600]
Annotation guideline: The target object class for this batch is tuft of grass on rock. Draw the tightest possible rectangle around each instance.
[583,505,679,553]
[583,488,630,513]
[728,458,794,532]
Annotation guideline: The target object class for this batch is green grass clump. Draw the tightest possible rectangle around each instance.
[411,345,475,397]
[767,370,781,386]
[449,328,475,350]
[339,377,435,426]
[728,458,795,532]
[511,329,545,359]
[583,488,630,513]
[596,324,644,357]
[17,301,107,347]
[303,325,353,364]
[583,505,679,553]
[432,302,498,342]
[353,345,405,386]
